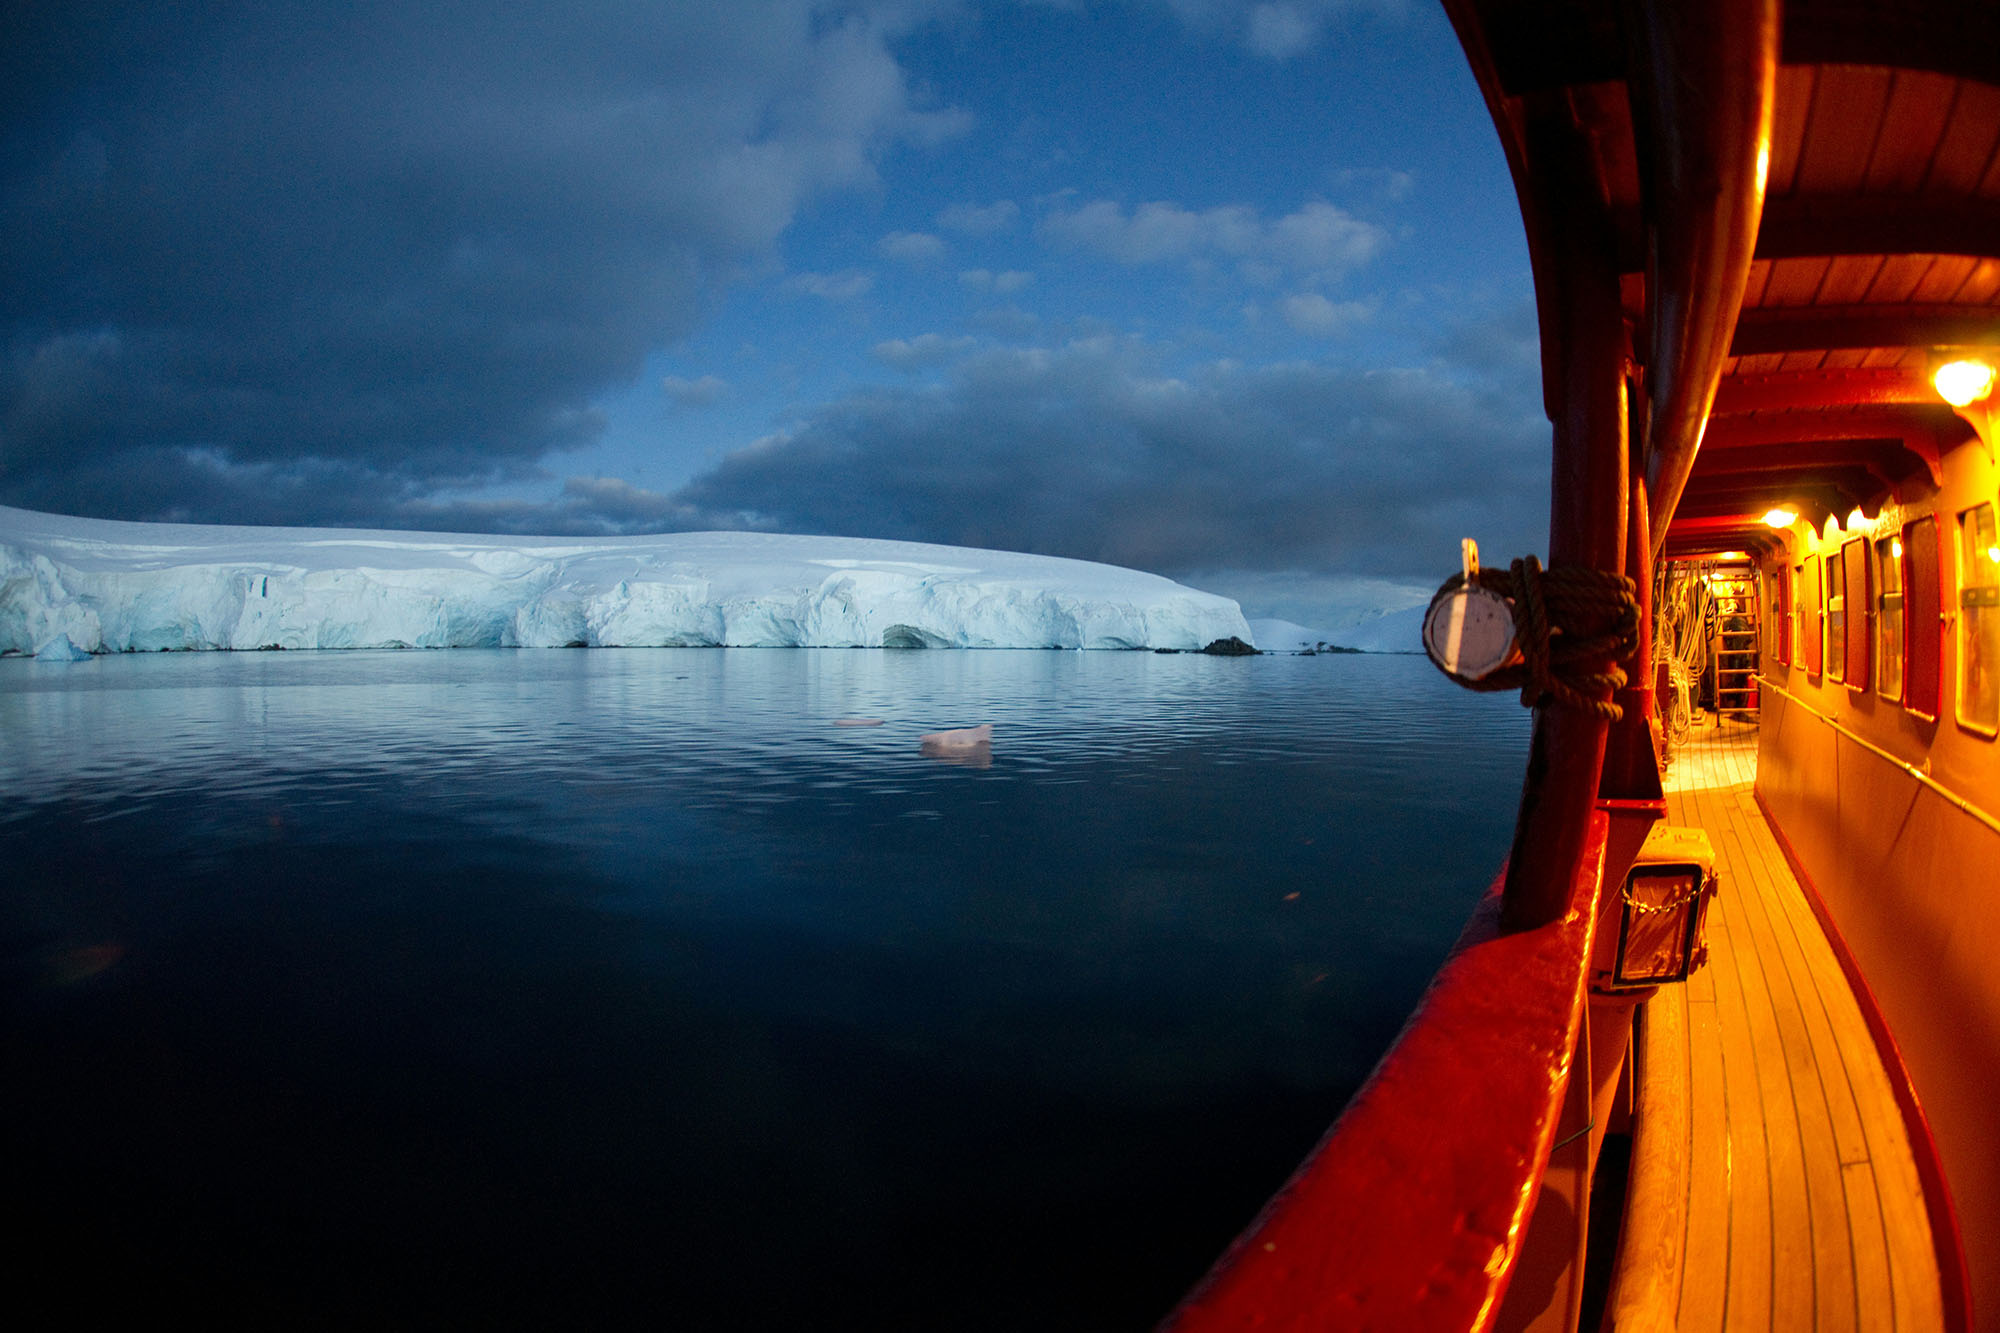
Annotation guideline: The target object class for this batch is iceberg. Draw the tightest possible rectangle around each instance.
[33,632,93,661]
[0,505,1251,654]
[1246,609,1425,655]
[1247,618,1341,653]
[1338,604,1428,654]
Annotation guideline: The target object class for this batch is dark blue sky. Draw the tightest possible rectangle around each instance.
[1,0,1547,625]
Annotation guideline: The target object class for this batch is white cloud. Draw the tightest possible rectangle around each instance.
[1332,166,1416,202]
[871,333,978,369]
[662,373,729,406]
[1280,293,1374,336]
[1144,0,1410,59]
[1038,199,1385,277]
[1246,4,1319,59]
[969,306,1041,339]
[878,230,947,262]
[937,200,1021,234]
[1268,202,1388,271]
[959,268,1035,293]
[785,269,876,300]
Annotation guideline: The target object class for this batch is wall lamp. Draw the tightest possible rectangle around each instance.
[1932,350,1999,465]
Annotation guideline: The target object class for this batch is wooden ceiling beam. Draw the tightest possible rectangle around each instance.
[1783,0,2000,86]
[1661,529,1782,559]
[1459,1,2000,99]
[1729,304,2000,356]
[1701,403,1957,485]
[1682,468,1890,522]
[1685,444,1916,496]
[1671,488,1851,533]
[1712,367,1935,413]
[1684,459,1882,495]
[1704,405,1955,441]
[1754,196,2000,262]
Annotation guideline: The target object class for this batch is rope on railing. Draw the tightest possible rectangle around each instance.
[1427,555,1641,720]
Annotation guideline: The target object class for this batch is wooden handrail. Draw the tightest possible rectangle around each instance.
[1754,674,2000,836]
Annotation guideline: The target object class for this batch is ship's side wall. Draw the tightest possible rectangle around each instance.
[1757,426,2000,1326]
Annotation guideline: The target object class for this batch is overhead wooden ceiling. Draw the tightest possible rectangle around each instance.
[1447,0,2000,561]
[1685,57,1999,557]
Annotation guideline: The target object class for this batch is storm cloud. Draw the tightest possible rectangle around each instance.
[666,332,1547,582]
[0,0,961,517]
[0,0,1544,620]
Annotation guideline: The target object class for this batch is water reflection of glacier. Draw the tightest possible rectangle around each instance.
[1,648,1525,1327]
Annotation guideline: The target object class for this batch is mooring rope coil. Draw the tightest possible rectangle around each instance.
[1426,556,1641,720]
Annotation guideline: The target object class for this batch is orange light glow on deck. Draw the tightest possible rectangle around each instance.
[1933,357,1997,408]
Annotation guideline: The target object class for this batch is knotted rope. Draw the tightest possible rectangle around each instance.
[1427,556,1641,720]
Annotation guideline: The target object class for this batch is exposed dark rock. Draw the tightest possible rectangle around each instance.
[1201,636,1258,656]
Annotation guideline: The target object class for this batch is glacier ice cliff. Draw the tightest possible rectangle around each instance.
[0,506,1252,654]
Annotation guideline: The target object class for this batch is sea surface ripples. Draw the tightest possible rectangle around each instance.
[2,647,1528,1328]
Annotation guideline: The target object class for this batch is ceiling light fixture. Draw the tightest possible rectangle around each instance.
[1933,356,1997,408]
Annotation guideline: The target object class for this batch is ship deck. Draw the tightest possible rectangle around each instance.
[1626,712,1943,1330]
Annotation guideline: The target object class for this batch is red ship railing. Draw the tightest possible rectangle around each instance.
[1162,812,1609,1332]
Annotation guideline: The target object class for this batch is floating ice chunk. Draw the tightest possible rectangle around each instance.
[34,633,92,661]
[919,722,993,764]
[833,718,886,727]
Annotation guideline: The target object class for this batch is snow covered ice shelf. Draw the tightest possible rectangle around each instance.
[0,506,1251,655]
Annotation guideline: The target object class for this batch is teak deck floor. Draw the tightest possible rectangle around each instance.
[1647,713,1942,1331]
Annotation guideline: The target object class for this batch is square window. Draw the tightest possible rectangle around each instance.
[1876,535,1903,702]
[1958,502,2000,736]
[1906,517,1942,720]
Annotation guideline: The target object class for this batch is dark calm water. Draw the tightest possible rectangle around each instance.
[2,648,1527,1329]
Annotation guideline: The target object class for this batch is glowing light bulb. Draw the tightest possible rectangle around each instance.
[1933,358,1997,407]
[1987,545,2000,565]
[1892,538,1904,559]
[1763,507,1798,528]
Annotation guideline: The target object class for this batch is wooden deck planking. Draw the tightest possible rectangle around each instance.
[1646,715,1942,1330]
[1845,1160,1897,1332]
[1724,803,1860,1330]
[1678,979,1733,1333]
[1705,838,1781,1328]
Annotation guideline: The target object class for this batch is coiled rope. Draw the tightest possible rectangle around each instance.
[1426,556,1641,720]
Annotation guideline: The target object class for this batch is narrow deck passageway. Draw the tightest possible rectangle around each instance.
[1643,715,1943,1331]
